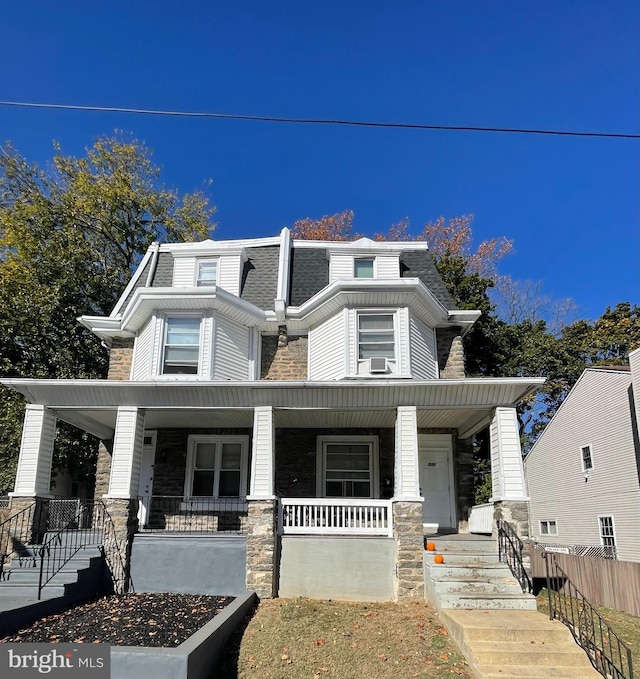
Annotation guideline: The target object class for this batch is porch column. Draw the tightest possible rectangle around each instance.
[103,406,145,593]
[393,406,424,601]
[489,407,529,538]
[246,406,277,598]
[11,404,57,498]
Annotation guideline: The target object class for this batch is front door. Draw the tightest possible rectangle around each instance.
[418,434,455,530]
[137,430,157,527]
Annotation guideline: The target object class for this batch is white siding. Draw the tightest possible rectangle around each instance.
[396,308,410,376]
[394,406,420,498]
[490,407,527,501]
[13,405,56,496]
[108,407,145,498]
[375,255,400,279]
[172,257,195,286]
[213,315,251,380]
[149,314,163,376]
[409,315,438,379]
[131,318,154,380]
[201,314,214,378]
[249,406,275,498]
[329,254,353,282]
[217,256,242,296]
[308,311,347,380]
[526,370,640,562]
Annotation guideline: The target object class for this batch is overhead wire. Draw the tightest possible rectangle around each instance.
[0,100,638,139]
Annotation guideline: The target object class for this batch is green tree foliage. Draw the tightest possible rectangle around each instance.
[0,135,216,493]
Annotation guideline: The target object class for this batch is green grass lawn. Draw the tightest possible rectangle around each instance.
[212,598,473,679]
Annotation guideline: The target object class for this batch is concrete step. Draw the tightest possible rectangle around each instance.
[482,666,602,679]
[427,538,498,554]
[471,640,596,666]
[439,592,538,610]
[3,570,84,585]
[427,562,514,579]
[426,552,500,564]
[0,583,67,600]
[432,576,524,595]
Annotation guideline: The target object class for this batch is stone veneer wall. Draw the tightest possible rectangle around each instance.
[493,500,530,540]
[261,334,308,380]
[245,499,277,598]
[94,441,113,501]
[274,428,394,498]
[103,498,139,593]
[454,437,475,532]
[393,501,424,600]
[107,338,134,380]
[436,328,465,378]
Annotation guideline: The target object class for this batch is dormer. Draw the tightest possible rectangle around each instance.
[328,238,402,283]
[170,242,248,296]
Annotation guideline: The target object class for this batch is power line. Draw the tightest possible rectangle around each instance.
[0,100,638,139]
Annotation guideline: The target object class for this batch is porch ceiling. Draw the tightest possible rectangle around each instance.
[3,377,544,440]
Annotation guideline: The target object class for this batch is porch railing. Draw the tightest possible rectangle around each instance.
[469,502,493,534]
[497,519,533,593]
[279,498,393,537]
[138,496,248,535]
[543,551,634,679]
[0,499,49,581]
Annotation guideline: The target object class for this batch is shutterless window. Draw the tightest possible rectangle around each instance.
[358,314,395,360]
[354,258,374,278]
[581,445,593,472]
[539,520,557,536]
[599,516,616,547]
[162,316,201,374]
[324,443,373,498]
[190,439,245,497]
[196,260,218,286]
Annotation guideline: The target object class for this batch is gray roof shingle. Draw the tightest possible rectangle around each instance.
[240,245,279,310]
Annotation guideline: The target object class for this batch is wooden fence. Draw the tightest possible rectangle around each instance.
[530,547,640,617]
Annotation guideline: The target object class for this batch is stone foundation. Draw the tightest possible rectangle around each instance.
[5,497,47,546]
[393,501,424,601]
[245,499,277,598]
[103,498,139,593]
[493,500,530,540]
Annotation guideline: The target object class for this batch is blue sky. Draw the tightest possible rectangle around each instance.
[1,1,638,321]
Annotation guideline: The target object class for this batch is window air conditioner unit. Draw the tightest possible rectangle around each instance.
[369,357,388,373]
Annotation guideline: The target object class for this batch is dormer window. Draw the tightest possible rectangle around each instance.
[354,258,374,279]
[161,315,202,375]
[196,260,218,287]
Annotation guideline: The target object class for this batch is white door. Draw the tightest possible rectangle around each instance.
[418,434,455,530]
[137,431,157,527]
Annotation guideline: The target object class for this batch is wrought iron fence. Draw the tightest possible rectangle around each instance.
[0,499,49,580]
[543,551,634,679]
[497,519,533,593]
[138,496,248,534]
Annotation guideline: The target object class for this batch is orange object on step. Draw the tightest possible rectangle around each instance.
[426,542,436,551]
[434,554,444,564]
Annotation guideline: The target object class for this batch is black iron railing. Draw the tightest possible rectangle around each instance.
[37,501,130,597]
[497,519,533,593]
[0,499,49,581]
[138,495,248,534]
[543,551,634,679]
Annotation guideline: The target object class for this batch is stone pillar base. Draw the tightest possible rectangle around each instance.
[493,500,529,540]
[245,499,277,598]
[393,501,424,601]
[5,497,49,546]
[103,498,139,593]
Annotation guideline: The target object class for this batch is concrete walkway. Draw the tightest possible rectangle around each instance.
[441,609,601,679]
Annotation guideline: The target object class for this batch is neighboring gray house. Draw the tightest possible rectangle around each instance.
[525,348,640,563]
[3,229,542,601]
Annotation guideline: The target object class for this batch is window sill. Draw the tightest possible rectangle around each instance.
[343,373,414,380]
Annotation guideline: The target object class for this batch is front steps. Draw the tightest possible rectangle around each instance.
[442,609,601,679]
[424,534,536,611]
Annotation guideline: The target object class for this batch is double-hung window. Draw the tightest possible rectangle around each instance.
[196,259,218,286]
[539,520,557,536]
[358,313,395,372]
[318,436,378,498]
[354,258,374,278]
[599,516,616,548]
[186,436,248,498]
[581,444,593,473]
[162,315,202,375]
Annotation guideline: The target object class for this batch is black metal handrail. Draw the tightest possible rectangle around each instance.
[497,519,533,593]
[138,495,248,534]
[38,500,130,598]
[0,499,48,581]
[543,551,634,679]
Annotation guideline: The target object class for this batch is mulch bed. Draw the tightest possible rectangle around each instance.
[1,593,235,648]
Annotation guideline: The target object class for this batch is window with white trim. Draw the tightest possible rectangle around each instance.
[185,436,248,498]
[357,312,395,374]
[599,516,616,548]
[581,444,593,472]
[354,257,374,278]
[539,520,557,536]
[196,259,218,286]
[161,315,202,375]
[317,436,378,498]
